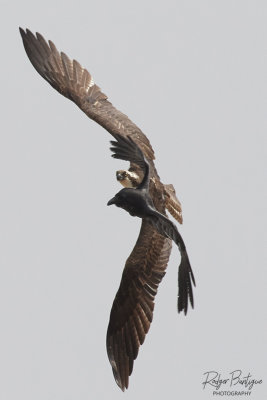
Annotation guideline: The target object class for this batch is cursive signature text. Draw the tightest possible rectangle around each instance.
[202,370,262,391]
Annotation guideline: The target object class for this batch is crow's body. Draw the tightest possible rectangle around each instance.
[108,188,153,217]
[20,28,196,391]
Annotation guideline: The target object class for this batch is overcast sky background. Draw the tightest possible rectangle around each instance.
[0,1,266,399]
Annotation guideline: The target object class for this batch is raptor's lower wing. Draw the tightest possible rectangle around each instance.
[106,219,172,391]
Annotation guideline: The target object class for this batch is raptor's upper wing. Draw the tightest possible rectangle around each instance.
[106,219,172,391]
[19,28,155,161]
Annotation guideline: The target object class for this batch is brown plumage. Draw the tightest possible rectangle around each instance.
[19,28,193,390]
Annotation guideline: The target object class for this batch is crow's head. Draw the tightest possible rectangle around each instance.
[107,189,128,208]
[107,188,139,217]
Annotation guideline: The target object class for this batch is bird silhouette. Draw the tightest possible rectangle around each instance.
[19,28,196,391]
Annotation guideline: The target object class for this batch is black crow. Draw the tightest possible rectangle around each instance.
[108,134,195,314]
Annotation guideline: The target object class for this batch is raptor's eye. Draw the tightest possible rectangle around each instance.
[116,171,126,181]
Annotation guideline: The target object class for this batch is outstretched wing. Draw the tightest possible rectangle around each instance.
[148,210,195,315]
[19,28,155,162]
[19,28,183,390]
[106,219,172,391]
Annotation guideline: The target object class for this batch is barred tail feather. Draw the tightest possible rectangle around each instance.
[164,184,183,224]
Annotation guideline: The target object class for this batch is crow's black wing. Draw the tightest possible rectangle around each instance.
[148,211,195,315]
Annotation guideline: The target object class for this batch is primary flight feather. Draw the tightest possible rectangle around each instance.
[19,28,195,391]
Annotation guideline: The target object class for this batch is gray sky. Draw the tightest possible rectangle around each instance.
[1,1,266,399]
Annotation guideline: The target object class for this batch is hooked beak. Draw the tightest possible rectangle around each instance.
[116,171,124,181]
[107,196,116,206]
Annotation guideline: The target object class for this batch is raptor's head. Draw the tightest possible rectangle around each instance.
[116,169,140,188]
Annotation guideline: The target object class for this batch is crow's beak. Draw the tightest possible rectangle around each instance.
[107,197,116,206]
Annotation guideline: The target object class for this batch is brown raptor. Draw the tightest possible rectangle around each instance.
[20,28,195,391]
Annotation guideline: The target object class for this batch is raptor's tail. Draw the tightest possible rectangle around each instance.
[164,184,183,224]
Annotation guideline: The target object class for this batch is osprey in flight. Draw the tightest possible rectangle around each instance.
[20,28,196,391]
